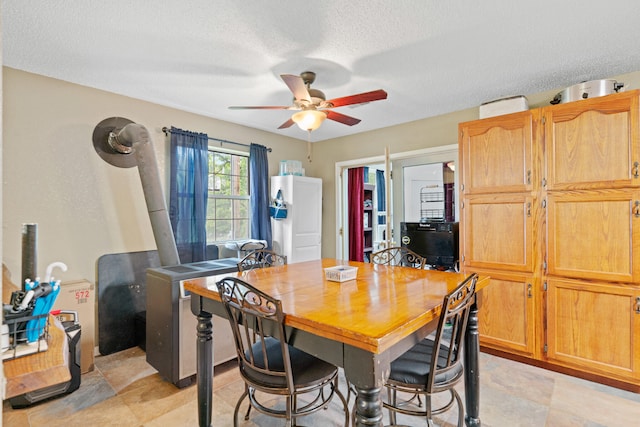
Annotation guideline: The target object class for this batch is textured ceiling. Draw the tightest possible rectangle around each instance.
[4,1,640,142]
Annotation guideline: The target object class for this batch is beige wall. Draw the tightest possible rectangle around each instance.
[4,67,640,284]
[308,70,640,257]
[2,67,305,284]
[308,109,476,257]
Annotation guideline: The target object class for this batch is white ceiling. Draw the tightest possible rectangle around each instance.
[4,1,640,142]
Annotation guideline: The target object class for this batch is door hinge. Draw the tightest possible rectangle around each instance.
[541,116,546,125]
[543,282,548,291]
[542,260,547,272]
[461,200,465,209]
[543,344,548,353]
[542,199,547,209]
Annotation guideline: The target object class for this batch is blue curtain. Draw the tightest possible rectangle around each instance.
[376,169,386,224]
[249,143,272,248]
[169,127,209,263]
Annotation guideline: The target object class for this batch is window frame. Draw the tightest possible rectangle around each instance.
[206,145,250,244]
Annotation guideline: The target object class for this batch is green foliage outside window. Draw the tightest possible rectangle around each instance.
[207,150,250,242]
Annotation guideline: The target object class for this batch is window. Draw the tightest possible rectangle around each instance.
[207,149,249,242]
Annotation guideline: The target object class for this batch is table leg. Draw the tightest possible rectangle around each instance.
[196,311,213,427]
[354,386,384,427]
[464,300,481,427]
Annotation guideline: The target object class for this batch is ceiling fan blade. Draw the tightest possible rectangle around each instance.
[280,74,311,103]
[326,89,388,108]
[325,110,361,126]
[228,105,290,110]
[278,118,295,129]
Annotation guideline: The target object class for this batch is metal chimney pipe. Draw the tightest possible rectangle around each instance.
[21,223,38,290]
[93,117,180,267]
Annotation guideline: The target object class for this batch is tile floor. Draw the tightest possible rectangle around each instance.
[3,347,640,426]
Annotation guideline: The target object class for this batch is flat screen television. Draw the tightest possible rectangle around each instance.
[400,222,459,269]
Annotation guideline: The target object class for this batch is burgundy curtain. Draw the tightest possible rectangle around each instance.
[348,167,365,261]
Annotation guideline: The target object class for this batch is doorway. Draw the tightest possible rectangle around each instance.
[335,144,458,260]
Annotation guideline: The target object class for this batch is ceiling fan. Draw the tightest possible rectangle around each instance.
[229,71,388,131]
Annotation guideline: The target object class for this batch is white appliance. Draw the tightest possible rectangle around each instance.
[271,175,322,263]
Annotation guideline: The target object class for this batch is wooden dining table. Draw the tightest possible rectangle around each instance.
[184,258,490,427]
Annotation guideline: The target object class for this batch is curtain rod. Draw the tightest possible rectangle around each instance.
[161,127,272,152]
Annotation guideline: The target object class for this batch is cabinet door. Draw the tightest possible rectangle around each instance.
[473,269,538,357]
[546,278,640,382]
[461,193,535,272]
[459,110,538,194]
[546,190,640,283]
[545,90,640,190]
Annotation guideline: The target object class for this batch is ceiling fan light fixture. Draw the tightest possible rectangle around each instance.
[292,110,326,131]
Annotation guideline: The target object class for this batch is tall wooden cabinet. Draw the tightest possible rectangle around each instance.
[459,110,542,358]
[459,90,640,389]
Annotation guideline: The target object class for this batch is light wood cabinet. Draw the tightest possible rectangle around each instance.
[547,278,640,382]
[474,269,538,358]
[546,189,640,283]
[459,90,640,390]
[461,193,535,273]
[460,110,538,195]
[459,110,542,355]
[545,91,640,191]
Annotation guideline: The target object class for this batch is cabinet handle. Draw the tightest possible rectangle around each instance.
[633,162,640,178]
[527,283,533,298]
[634,201,640,218]
[636,297,640,314]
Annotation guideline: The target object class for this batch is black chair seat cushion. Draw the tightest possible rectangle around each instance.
[388,339,462,386]
[243,337,337,387]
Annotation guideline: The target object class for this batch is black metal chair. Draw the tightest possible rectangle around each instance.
[345,246,428,404]
[237,249,287,272]
[216,276,349,427]
[371,246,427,269]
[383,273,478,427]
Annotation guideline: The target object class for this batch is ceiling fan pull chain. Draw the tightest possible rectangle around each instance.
[307,131,313,162]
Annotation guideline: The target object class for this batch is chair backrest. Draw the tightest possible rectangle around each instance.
[371,246,427,269]
[237,249,287,272]
[427,272,478,392]
[216,276,294,391]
